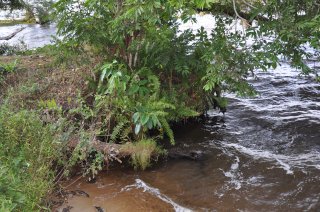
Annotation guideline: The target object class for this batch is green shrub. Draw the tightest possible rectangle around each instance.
[35,6,52,24]
[0,59,18,85]
[0,59,18,72]
[94,61,199,144]
[0,107,60,211]
[0,43,26,56]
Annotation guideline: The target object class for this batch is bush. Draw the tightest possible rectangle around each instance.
[0,107,60,211]
[35,6,51,24]
[0,43,26,56]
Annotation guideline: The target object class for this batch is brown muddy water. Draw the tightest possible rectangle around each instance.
[57,61,320,212]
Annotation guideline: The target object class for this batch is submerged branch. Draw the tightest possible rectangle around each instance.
[0,27,26,40]
[68,138,132,164]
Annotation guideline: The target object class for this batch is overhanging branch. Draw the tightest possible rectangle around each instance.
[197,3,269,24]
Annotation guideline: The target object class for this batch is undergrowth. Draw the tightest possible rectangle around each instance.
[0,59,18,84]
[0,106,61,211]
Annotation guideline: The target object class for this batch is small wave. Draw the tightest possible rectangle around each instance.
[122,179,192,212]
[223,143,293,174]
[223,156,242,190]
[223,143,320,174]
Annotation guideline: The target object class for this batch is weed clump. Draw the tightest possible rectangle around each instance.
[0,59,18,83]
[122,139,165,170]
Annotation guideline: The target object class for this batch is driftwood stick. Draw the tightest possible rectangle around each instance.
[0,26,26,40]
[68,138,204,164]
[68,138,132,164]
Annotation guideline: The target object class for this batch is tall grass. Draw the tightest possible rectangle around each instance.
[122,139,165,170]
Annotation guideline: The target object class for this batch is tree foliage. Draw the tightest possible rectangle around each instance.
[53,0,320,146]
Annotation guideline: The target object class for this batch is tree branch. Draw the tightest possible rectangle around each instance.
[197,3,269,24]
[240,0,258,9]
[232,0,245,20]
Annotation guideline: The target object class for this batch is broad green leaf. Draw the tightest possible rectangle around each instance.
[132,112,140,123]
[134,124,141,135]
[141,114,149,125]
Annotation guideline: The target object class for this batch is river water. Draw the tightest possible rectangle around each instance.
[1,18,319,212]
[0,23,57,49]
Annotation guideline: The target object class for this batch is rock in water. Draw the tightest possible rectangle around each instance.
[62,206,73,212]
[168,150,204,160]
[71,190,90,197]
[95,206,104,212]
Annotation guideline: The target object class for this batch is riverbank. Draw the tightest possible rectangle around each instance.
[0,49,192,210]
[0,52,85,210]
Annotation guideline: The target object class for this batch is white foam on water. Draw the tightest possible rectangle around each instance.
[223,143,320,174]
[122,179,192,212]
[223,156,242,190]
[274,158,293,174]
[224,143,293,174]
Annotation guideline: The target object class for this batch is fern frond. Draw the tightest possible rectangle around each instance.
[151,100,175,111]
[175,105,199,119]
[110,120,129,143]
[159,117,175,145]
[120,125,133,143]
[148,74,161,93]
